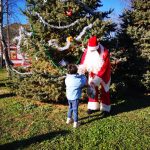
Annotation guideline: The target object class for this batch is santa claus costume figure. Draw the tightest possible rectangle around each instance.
[79,36,111,116]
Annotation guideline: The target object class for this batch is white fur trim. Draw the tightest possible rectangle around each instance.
[91,76,102,86]
[101,78,111,92]
[88,102,100,110]
[89,76,111,92]
[88,44,99,51]
[100,103,111,112]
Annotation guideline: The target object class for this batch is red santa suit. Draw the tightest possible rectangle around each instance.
[79,36,111,112]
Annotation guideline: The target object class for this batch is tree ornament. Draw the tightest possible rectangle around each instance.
[67,36,73,42]
[65,7,73,17]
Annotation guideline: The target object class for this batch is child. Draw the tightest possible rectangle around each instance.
[65,64,87,128]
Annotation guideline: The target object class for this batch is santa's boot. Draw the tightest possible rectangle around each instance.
[87,109,93,114]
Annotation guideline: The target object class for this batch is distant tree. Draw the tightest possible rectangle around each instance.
[3,0,27,25]
[3,23,29,41]
[0,0,20,69]
[0,0,12,70]
[1,0,27,69]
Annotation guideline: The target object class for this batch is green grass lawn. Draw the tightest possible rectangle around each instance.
[0,69,150,150]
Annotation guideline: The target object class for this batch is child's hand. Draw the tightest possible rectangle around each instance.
[77,65,86,75]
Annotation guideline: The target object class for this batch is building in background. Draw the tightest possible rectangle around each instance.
[9,44,30,67]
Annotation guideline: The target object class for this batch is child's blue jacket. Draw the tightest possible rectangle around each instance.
[65,74,87,100]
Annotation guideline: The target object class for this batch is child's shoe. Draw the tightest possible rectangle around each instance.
[73,122,80,128]
[66,118,73,124]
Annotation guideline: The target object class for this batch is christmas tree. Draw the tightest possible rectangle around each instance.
[127,0,150,91]
[12,0,116,102]
[116,0,150,92]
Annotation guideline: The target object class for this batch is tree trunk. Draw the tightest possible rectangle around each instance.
[0,0,12,76]
[0,0,3,68]
[6,0,10,57]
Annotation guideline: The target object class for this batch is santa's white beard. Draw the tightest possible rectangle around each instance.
[83,50,104,74]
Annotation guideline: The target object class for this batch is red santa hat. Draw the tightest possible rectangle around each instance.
[88,36,99,51]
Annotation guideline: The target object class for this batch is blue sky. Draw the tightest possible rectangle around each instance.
[101,0,128,23]
[8,0,127,25]
[101,0,126,14]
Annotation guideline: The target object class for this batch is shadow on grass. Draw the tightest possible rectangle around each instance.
[0,93,16,99]
[79,94,150,124]
[80,113,108,125]
[111,94,150,116]
[0,130,69,150]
